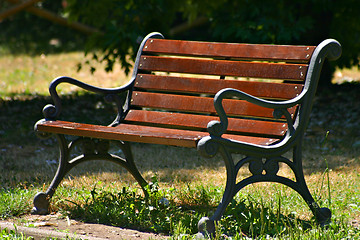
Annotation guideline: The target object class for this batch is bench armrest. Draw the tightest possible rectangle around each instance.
[43,76,133,125]
[207,87,307,137]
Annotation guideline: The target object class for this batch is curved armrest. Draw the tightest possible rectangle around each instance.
[43,76,134,123]
[207,87,307,137]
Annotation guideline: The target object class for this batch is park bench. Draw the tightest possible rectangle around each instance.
[33,32,341,234]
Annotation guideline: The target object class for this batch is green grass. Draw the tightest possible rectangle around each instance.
[0,227,32,240]
[0,52,130,97]
[0,188,35,219]
[0,51,360,239]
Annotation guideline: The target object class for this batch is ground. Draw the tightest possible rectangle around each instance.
[2,213,168,239]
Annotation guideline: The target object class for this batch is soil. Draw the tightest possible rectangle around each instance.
[3,213,169,240]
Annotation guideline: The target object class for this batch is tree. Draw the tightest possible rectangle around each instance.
[64,0,359,86]
[2,0,359,85]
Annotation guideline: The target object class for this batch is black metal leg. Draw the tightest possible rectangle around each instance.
[115,141,149,197]
[292,143,331,225]
[211,146,237,221]
[32,134,70,214]
[198,146,236,236]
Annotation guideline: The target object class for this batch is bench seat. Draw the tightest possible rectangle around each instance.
[37,119,279,148]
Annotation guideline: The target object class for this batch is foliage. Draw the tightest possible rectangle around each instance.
[63,0,359,84]
[64,0,185,75]
[2,1,358,83]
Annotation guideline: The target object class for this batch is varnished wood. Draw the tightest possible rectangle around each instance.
[139,56,308,81]
[135,74,303,100]
[143,39,315,63]
[125,110,287,138]
[36,120,279,148]
[131,91,297,119]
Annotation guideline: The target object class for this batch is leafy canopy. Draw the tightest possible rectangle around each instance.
[1,0,359,82]
[64,0,359,80]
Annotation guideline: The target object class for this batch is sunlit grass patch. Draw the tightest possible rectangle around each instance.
[0,188,35,220]
[0,52,131,97]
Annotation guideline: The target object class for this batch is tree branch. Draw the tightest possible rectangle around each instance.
[4,0,102,35]
[0,0,42,21]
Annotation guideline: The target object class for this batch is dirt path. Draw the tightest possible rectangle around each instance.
[2,213,168,240]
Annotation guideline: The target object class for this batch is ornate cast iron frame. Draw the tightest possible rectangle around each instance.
[33,32,341,235]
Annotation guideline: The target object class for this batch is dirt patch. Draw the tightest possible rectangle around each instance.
[4,213,168,240]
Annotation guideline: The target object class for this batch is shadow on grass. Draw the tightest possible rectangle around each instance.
[1,85,360,187]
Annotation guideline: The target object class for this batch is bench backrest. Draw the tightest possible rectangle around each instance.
[124,33,323,143]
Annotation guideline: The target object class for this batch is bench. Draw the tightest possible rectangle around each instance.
[33,32,341,234]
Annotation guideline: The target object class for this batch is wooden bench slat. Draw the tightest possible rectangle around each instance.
[135,74,303,100]
[143,39,315,62]
[125,110,287,138]
[139,56,307,81]
[131,91,297,119]
[36,120,279,148]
